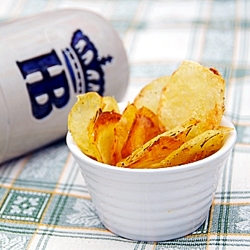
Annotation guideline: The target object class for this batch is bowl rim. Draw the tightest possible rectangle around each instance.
[66,115,237,174]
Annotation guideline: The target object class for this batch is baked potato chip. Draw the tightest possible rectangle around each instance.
[68,92,102,158]
[116,118,200,169]
[121,106,165,160]
[110,103,137,165]
[150,128,232,168]
[158,61,225,136]
[101,96,120,113]
[87,108,103,162]
[134,76,170,114]
[93,111,121,164]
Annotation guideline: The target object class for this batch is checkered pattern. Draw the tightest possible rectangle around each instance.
[0,0,249,249]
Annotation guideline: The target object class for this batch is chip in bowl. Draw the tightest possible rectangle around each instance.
[157,60,225,137]
[134,75,170,114]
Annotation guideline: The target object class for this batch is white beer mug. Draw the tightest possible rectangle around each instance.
[0,9,129,164]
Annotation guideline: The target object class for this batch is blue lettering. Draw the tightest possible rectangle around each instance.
[17,50,69,119]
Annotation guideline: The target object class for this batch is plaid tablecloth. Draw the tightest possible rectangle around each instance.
[0,0,249,249]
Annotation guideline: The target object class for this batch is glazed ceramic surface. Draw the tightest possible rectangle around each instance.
[0,9,129,164]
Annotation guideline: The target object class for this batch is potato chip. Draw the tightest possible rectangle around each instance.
[116,118,200,169]
[134,76,170,114]
[158,61,225,136]
[101,96,120,113]
[110,103,137,165]
[87,108,103,162]
[93,111,121,164]
[150,128,231,168]
[68,92,102,158]
[121,106,165,160]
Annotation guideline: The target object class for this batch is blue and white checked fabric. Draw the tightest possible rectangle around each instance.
[0,0,249,249]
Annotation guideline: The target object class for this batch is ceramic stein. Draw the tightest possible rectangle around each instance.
[0,9,129,164]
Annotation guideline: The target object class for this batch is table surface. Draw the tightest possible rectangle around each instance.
[0,0,249,249]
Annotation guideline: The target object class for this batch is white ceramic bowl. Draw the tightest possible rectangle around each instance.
[66,113,237,241]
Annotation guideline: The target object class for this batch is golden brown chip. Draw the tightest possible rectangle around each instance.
[116,118,199,169]
[68,92,102,158]
[158,61,225,136]
[101,96,120,113]
[150,128,231,168]
[134,76,170,114]
[93,111,121,164]
[87,108,103,162]
[121,106,165,160]
[110,103,138,165]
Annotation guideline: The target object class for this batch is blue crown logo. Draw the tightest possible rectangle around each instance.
[63,29,113,95]
[16,29,113,119]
